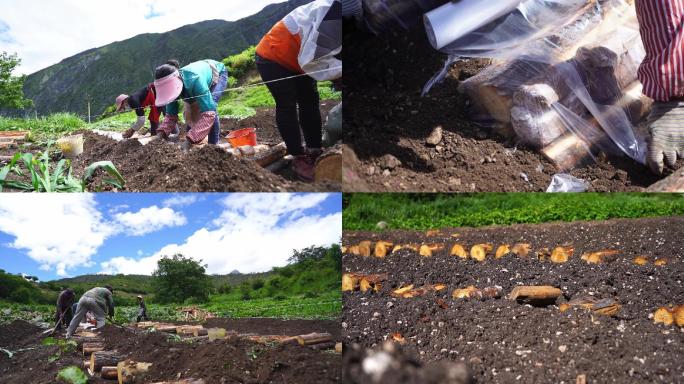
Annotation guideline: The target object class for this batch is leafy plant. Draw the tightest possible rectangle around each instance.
[43,337,77,362]
[0,146,124,192]
[56,366,88,384]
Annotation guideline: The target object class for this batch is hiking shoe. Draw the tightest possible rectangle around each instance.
[293,155,315,182]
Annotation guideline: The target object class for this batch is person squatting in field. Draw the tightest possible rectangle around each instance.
[136,295,149,323]
[255,0,346,181]
[54,288,75,330]
[153,59,229,149]
[114,60,179,139]
[636,0,684,174]
[66,286,115,338]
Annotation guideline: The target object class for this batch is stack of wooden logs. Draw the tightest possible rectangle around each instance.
[0,131,30,162]
[460,1,650,170]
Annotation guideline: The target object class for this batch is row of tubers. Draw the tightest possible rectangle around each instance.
[344,240,669,265]
[653,305,684,327]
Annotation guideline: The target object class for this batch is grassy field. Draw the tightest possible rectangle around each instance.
[343,193,684,230]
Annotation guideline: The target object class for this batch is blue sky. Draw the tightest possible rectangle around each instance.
[0,193,341,281]
[0,0,287,75]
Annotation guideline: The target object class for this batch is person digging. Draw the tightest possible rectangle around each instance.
[136,295,149,323]
[255,0,343,181]
[54,288,75,330]
[65,286,115,338]
[636,0,684,174]
[115,60,182,139]
[153,59,229,150]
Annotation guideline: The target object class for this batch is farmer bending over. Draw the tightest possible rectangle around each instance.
[55,288,75,329]
[255,0,343,181]
[153,59,228,149]
[636,0,684,174]
[136,295,149,322]
[66,286,115,338]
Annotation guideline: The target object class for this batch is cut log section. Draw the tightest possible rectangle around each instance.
[315,146,342,183]
[309,341,337,350]
[117,360,152,384]
[175,325,204,336]
[82,342,105,355]
[91,351,122,373]
[254,142,287,167]
[647,167,684,192]
[296,332,333,346]
[508,286,562,306]
[101,366,118,380]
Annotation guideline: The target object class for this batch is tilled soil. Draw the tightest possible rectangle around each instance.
[342,217,684,383]
[0,318,341,384]
[71,130,338,192]
[343,23,670,192]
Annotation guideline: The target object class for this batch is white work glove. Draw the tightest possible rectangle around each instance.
[130,116,145,131]
[647,101,684,174]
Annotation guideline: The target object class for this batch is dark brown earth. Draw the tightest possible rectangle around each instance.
[0,318,341,384]
[343,23,672,192]
[342,217,684,383]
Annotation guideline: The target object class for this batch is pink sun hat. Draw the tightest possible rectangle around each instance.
[154,70,183,107]
[115,94,129,112]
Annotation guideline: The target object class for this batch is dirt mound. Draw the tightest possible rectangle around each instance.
[343,22,668,192]
[0,321,42,348]
[220,101,339,147]
[72,131,336,192]
[0,319,341,384]
[204,318,341,340]
[342,217,684,383]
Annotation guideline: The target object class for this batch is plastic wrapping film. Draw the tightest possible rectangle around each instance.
[362,0,448,34]
[423,0,650,170]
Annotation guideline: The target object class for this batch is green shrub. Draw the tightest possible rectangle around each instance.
[222,46,256,80]
[9,287,32,304]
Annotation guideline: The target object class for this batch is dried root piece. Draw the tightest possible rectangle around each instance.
[419,245,433,257]
[425,229,441,237]
[393,284,447,298]
[450,244,468,259]
[654,258,668,266]
[391,333,406,344]
[470,243,493,262]
[633,256,649,265]
[561,296,621,317]
[674,305,684,327]
[495,244,510,259]
[654,307,674,325]
[452,285,502,300]
[581,249,619,264]
[342,273,358,291]
[508,285,561,306]
[393,244,420,253]
[511,243,531,258]
[550,246,574,263]
[342,273,387,292]
[374,241,394,258]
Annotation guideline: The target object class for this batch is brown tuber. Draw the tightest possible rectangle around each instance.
[374,241,394,258]
[509,285,562,306]
[654,258,668,266]
[511,243,531,257]
[581,249,619,264]
[551,246,574,263]
[674,305,684,327]
[495,244,510,259]
[633,256,649,265]
[452,285,502,300]
[654,307,674,326]
[358,241,372,257]
[470,243,493,262]
[450,244,468,259]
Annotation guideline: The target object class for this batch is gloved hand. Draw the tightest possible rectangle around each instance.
[180,139,192,151]
[647,101,684,174]
[122,128,135,139]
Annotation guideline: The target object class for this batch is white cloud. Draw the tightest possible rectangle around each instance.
[113,205,186,236]
[0,0,287,75]
[0,194,112,277]
[162,194,201,208]
[101,193,341,275]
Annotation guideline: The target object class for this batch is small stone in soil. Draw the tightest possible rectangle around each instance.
[378,154,402,170]
[426,126,443,146]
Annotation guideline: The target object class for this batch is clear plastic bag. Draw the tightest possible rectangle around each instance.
[546,173,588,192]
[361,0,448,34]
[426,0,650,169]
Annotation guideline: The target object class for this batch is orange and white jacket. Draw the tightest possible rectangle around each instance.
[256,0,341,81]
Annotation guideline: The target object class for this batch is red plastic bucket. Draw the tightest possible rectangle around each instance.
[227,127,257,147]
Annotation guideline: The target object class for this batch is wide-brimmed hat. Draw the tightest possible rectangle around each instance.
[154,70,183,107]
[115,94,129,112]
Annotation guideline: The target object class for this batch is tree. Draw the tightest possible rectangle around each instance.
[238,282,252,300]
[287,245,328,264]
[151,254,212,304]
[10,287,31,304]
[0,52,32,109]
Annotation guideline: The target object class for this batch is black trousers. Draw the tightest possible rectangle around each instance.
[256,54,322,155]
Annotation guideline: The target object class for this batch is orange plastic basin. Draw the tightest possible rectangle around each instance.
[227,128,257,147]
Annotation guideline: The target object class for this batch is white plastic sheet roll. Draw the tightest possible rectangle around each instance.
[424,0,522,50]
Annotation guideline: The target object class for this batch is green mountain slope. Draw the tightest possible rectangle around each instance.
[20,0,309,118]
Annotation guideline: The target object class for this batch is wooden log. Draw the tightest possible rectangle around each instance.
[83,360,91,370]
[176,325,204,336]
[83,342,105,355]
[295,332,333,346]
[117,360,152,384]
[101,366,118,380]
[647,167,684,192]
[542,132,595,171]
[0,130,29,139]
[254,142,287,167]
[154,325,177,333]
[91,351,122,372]
[315,146,342,183]
[508,286,562,306]
[72,336,104,347]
